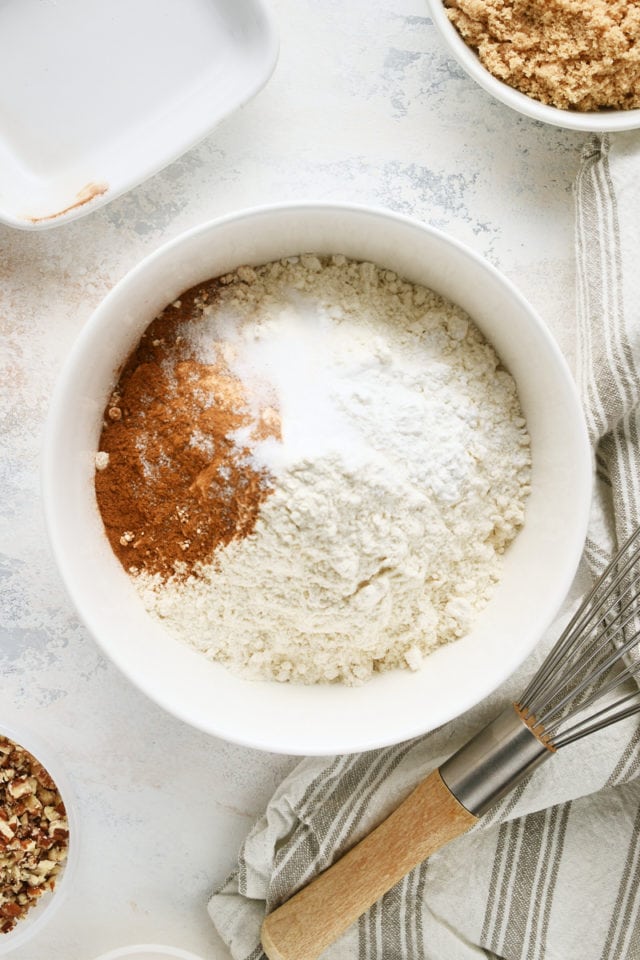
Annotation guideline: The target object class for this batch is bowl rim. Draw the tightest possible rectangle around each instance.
[0,718,79,955]
[90,946,207,960]
[425,0,640,133]
[42,201,593,755]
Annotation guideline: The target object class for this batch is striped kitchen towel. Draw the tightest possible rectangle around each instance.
[208,132,640,960]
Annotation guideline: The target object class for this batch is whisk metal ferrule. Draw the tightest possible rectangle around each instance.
[440,704,554,817]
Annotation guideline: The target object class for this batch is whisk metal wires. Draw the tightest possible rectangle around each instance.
[440,525,640,817]
[518,524,640,749]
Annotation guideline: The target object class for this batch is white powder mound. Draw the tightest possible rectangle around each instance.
[136,255,531,685]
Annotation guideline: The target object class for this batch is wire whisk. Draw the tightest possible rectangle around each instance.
[261,527,640,960]
[519,524,640,749]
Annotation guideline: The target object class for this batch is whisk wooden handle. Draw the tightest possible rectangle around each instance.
[260,768,477,960]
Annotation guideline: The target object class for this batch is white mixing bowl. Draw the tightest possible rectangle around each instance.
[43,203,592,755]
[426,0,640,133]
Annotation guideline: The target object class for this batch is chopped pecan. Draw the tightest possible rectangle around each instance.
[0,736,69,935]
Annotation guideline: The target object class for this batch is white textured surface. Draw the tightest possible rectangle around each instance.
[0,0,586,957]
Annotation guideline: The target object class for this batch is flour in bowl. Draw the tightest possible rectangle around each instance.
[96,255,531,684]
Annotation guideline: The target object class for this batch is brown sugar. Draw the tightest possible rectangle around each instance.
[94,280,279,582]
[445,0,640,111]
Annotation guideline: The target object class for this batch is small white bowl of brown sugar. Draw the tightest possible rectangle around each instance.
[427,0,640,131]
[43,203,592,756]
[0,720,76,955]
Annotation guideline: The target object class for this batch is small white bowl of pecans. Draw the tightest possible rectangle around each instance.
[0,720,77,955]
[426,0,640,132]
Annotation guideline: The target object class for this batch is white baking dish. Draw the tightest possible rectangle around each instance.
[0,0,278,230]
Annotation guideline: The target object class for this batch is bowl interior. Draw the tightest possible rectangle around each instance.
[425,0,640,133]
[44,205,592,755]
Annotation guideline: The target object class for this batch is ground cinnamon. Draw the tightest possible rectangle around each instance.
[94,280,278,581]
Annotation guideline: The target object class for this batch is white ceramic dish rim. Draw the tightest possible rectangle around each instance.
[91,946,206,960]
[0,719,79,956]
[0,0,279,231]
[43,202,593,755]
[426,0,640,132]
